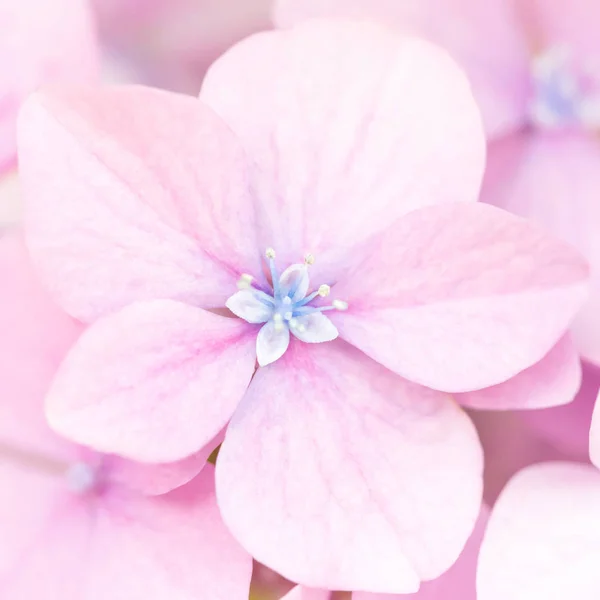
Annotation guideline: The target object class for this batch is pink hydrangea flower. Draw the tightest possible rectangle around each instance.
[273,0,600,370]
[0,0,98,175]
[17,20,589,593]
[0,231,251,599]
[282,505,488,599]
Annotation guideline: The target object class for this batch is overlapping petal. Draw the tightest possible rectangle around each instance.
[457,335,581,409]
[18,86,261,322]
[201,20,485,282]
[46,300,256,462]
[216,340,482,592]
[332,202,588,392]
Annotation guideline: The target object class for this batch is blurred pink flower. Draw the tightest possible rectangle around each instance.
[0,0,98,175]
[16,20,588,593]
[477,457,600,599]
[92,0,272,93]
[0,231,251,599]
[273,0,600,368]
[282,505,488,599]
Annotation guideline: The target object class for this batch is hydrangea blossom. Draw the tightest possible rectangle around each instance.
[0,231,251,599]
[273,0,600,368]
[17,20,588,593]
[0,0,98,175]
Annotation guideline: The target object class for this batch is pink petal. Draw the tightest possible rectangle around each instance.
[216,340,483,592]
[482,131,600,368]
[272,0,532,139]
[0,171,21,224]
[590,388,600,469]
[0,230,82,463]
[201,20,485,281]
[107,429,224,496]
[478,462,600,600]
[332,202,589,392]
[87,465,252,600]
[46,300,256,462]
[457,335,581,409]
[354,506,489,600]
[18,86,260,323]
[0,0,98,172]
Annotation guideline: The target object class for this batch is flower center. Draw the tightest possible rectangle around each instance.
[226,248,348,366]
[64,461,101,494]
[529,45,600,130]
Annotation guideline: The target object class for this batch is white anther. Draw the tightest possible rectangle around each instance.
[289,318,298,329]
[332,300,349,311]
[237,273,254,290]
[273,313,283,322]
[318,284,330,297]
[266,247,276,259]
[284,311,293,321]
[297,324,307,333]
[304,253,315,266]
[282,296,292,305]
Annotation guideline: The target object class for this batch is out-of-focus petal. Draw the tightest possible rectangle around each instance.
[477,462,600,600]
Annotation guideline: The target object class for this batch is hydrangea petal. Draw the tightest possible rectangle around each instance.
[216,341,482,592]
[87,466,253,600]
[106,429,224,496]
[201,20,485,282]
[18,86,260,323]
[0,230,82,463]
[482,132,600,367]
[227,289,274,323]
[457,335,581,409]
[46,300,256,462]
[273,0,531,139]
[354,506,488,599]
[257,320,290,367]
[332,202,589,392]
[290,313,338,344]
[477,462,600,600]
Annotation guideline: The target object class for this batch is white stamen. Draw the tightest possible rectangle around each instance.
[284,311,293,321]
[289,318,299,328]
[265,247,276,259]
[304,253,315,265]
[273,312,284,332]
[282,296,292,305]
[237,273,254,290]
[297,324,307,333]
[318,284,330,297]
[332,299,349,311]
